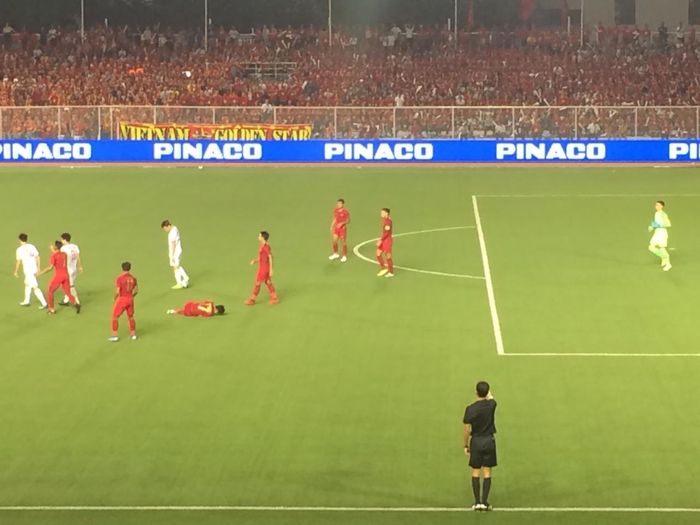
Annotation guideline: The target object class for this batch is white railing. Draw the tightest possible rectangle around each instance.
[0,105,698,139]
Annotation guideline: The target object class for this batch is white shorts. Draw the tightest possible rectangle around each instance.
[650,229,668,248]
[68,269,78,286]
[24,273,38,288]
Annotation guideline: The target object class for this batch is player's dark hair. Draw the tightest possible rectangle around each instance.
[18,233,28,242]
[61,233,71,242]
[337,198,345,204]
[161,220,171,228]
[476,381,490,398]
[382,207,391,215]
[121,261,131,271]
[54,240,63,250]
[215,305,226,315]
[260,231,270,241]
[657,200,665,207]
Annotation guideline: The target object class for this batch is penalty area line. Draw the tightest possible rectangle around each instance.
[0,506,699,513]
[352,226,485,280]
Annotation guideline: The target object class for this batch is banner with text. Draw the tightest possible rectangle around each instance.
[1,139,700,163]
[117,122,313,141]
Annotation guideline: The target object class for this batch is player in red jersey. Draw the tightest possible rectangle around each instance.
[109,261,138,342]
[245,231,279,305]
[37,241,80,314]
[167,300,225,317]
[329,198,351,262]
[376,208,394,277]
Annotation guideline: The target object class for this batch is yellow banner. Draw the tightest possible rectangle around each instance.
[118,122,313,141]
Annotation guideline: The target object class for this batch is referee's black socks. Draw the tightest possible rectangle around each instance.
[471,477,481,503]
[482,477,492,504]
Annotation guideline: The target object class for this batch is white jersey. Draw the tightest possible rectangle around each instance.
[61,243,80,273]
[168,226,183,257]
[16,243,39,276]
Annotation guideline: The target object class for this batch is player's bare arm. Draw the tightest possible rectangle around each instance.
[269,254,274,277]
[132,284,139,297]
[13,258,20,277]
[77,254,84,273]
[197,303,214,314]
[464,423,472,455]
[113,286,120,301]
[37,262,54,277]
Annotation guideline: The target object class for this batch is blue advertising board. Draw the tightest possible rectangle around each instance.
[0,139,699,163]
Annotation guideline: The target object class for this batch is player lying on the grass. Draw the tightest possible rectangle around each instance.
[37,241,80,315]
[329,198,351,262]
[376,208,394,277]
[245,230,279,305]
[167,300,225,317]
[14,233,48,309]
[59,233,83,305]
[109,261,138,342]
[161,220,190,289]
[648,200,672,272]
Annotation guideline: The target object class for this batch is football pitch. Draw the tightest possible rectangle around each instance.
[1,165,700,525]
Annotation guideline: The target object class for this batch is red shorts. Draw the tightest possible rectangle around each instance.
[379,239,393,253]
[49,274,69,291]
[333,227,347,240]
[256,270,271,282]
[113,297,134,318]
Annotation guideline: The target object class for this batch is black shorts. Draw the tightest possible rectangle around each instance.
[469,435,497,469]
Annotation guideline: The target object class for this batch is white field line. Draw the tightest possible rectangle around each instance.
[0,505,699,513]
[352,226,485,280]
[472,196,505,356]
[476,193,700,198]
[505,352,700,357]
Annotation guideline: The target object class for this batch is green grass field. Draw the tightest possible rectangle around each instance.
[1,166,700,525]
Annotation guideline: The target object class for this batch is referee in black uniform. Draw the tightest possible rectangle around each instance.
[463,381,497,511]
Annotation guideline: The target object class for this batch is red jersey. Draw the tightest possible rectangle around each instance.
[259,243,272,271]
[184,300,215,317]
[333,207,350,228]
[381,217,393,241]
[115,272,138,299]
[50,251,69,276]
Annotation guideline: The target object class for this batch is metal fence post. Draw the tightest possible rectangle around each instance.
[634,107,638,138]
[273,106,277,125]
[153,106,157,124]
[0,107,3,139]
[392,107,397,138]
[697,106,699,138]
[451,107,455,138]
[57,107,62,138]
[334,107,338,137]
[574,107,578,139]
[211,107,215,125]
[110,107,114,139]
[97,107,102,140]
[511,107,516,138]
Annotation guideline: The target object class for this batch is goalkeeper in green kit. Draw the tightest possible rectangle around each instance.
[648,200,672,272]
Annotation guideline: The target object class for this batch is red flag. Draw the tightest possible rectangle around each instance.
[519,0,537,22]
[467,0,474,30]
[560,0,569,28]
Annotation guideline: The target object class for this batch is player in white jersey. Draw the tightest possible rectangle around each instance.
[59,232,83,305]
[13,233,48,308]
[648,200,672,271]
[161,220,190,289]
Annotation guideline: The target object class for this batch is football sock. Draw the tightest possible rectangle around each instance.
[332,242,338,253]
[482,477,492,504]
[70,287,80,303]
[179,266,189,283]
[47,288,55,309]
[266,282,276,296]
[251,284,261,298]
[111,318,119,334]
[34,287,47,306]
[24,286,31,303]
[376,255,385,268]
[659,248,670,264]
[649,246,663,258]
[387,258,394,273]
[471,477,481,503]
[128,317,136,335]
[342,244,348,257]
